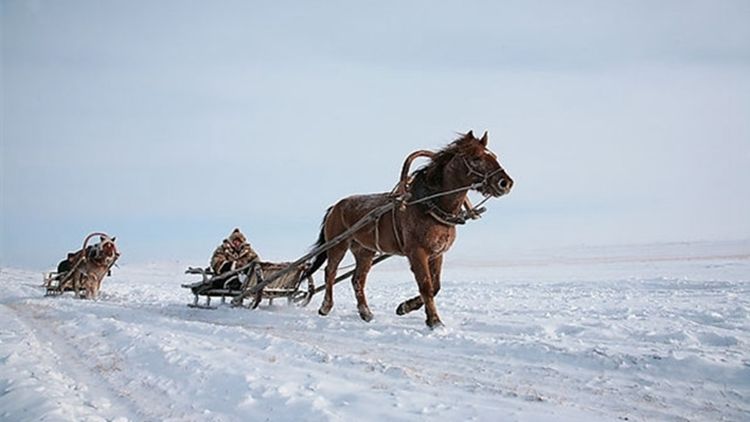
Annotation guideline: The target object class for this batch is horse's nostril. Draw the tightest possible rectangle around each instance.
[499,179,508,188]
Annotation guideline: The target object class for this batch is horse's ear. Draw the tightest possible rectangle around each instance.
[466,130,474,139]
[479,131,488,146]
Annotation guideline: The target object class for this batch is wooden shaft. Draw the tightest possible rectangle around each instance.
[234,202,396,303]
[310,253,392,296]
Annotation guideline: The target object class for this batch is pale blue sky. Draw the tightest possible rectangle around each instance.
[2,1,750,269]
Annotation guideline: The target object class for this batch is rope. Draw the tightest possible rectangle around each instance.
[404,182,483,207]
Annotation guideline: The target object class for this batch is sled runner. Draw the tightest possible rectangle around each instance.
[44,232,120,299]
[181,261,315,309]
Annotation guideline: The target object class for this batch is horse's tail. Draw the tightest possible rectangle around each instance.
[301,206,333,279]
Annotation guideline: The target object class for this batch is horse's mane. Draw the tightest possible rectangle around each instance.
[410,132,477,196]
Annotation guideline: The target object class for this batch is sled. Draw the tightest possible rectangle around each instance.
[181,261,315,309]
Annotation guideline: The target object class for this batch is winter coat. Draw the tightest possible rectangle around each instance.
[210,239,258,274]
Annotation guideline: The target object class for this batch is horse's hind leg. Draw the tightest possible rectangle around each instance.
[397,254,443,316]
[396,296,423,315]
[351,244,376,322]
[318,241,349,316]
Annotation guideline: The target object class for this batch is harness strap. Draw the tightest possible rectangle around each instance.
[427,210,461,226]
[425,200,468,225]
[373,214,384,253]
[391,206,405,253]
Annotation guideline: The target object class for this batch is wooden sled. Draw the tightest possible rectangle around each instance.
[181,261,315,309]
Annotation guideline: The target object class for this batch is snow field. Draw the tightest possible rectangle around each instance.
[1,243,748,421]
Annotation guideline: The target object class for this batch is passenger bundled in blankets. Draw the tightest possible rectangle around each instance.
[209,228,259,289]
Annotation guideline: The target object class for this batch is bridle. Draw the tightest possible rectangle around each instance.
[402,154,507,226]
[462,155,507,196]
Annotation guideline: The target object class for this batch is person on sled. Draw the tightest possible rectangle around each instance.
[210,228,259,289]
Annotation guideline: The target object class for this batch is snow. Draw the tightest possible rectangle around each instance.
[1,242,749,421]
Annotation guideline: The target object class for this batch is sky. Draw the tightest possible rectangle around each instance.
[2,0,750,269]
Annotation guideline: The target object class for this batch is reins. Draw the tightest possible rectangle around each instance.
[402,182,486,226]
[403,182,482,206]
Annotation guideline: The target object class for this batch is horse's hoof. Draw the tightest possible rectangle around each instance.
[318,299,333,316]
[396,303,407,316]
[426,319,444,330]
[359,310,374,322]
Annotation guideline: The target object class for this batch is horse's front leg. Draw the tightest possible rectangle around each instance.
[407,249,443,329]
[89,271,104,299]
[396,254,443,316]
[95,275,104,298]
[73,272,83,298]
[85,277,95,299]
[430,254,443,296]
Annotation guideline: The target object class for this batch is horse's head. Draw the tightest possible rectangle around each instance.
[87,235,119,263]
[452,130,513,197]
[100,239,117,258]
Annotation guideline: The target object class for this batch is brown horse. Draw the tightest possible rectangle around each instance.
[60,233,120,299]
[304,131,513,328]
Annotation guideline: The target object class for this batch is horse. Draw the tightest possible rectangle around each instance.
[59,234,120,299]
[303,130,513,328]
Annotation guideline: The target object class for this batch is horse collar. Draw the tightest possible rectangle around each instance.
[425,199,467,226]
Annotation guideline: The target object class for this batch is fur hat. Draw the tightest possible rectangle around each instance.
[229,228,246,243]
